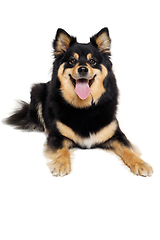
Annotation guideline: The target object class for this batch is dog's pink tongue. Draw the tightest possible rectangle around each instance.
[75,80,90,100]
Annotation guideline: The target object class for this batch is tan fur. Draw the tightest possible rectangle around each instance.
[73,53,79,59]
[89,64,107,102]
[56,120,117,148]
[111,141,153,177]
[58,63,108,108]
[36,102,47,132]
[95,32,111,53]
[71,63,93,80]
[63,138,74,149]
[87,53,92,60]
[45,147,71,177]
[55,33,71,55]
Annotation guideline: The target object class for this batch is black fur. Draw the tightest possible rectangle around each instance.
[4,28,154,177]
[5,83,48,132]
[5,28,131,154]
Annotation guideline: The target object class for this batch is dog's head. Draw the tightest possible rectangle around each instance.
[53,28,112,108]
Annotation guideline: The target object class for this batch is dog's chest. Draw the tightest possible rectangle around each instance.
[81,134,97,148]
[56,120,117,148]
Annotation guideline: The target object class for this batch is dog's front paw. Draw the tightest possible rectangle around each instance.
[45,148,71,177]
[130,161,153,177]
[50,160,71,177]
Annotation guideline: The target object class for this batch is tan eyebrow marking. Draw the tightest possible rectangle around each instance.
[73,53,79,59]
[87,53,92,60]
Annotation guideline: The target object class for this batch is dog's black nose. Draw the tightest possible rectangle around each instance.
[78,67,88,75]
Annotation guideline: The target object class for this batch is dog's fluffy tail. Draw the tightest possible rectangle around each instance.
[4,100,44,132]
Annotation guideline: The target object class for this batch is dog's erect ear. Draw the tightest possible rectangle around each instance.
[90,28,111,53]
[53,28,76,56]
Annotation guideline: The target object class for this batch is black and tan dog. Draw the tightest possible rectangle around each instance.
[5,28,153,177]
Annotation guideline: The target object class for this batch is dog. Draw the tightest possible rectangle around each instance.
[5,28,153,177]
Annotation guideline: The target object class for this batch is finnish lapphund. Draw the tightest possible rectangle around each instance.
[5,28,153,177]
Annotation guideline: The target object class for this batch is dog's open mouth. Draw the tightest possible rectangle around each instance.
[69,75,96,100]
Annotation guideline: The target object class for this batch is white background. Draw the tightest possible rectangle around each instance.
[0,0,160,239]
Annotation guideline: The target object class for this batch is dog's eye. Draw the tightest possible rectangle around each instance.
[89,58,96,65]
[69,58,76,65]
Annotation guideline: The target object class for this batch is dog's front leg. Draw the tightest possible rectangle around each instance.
[102,127,153,176]
[44,134,74,177]
[110,139,153,177]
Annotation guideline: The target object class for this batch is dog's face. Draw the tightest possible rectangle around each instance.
[53,28,111,108]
